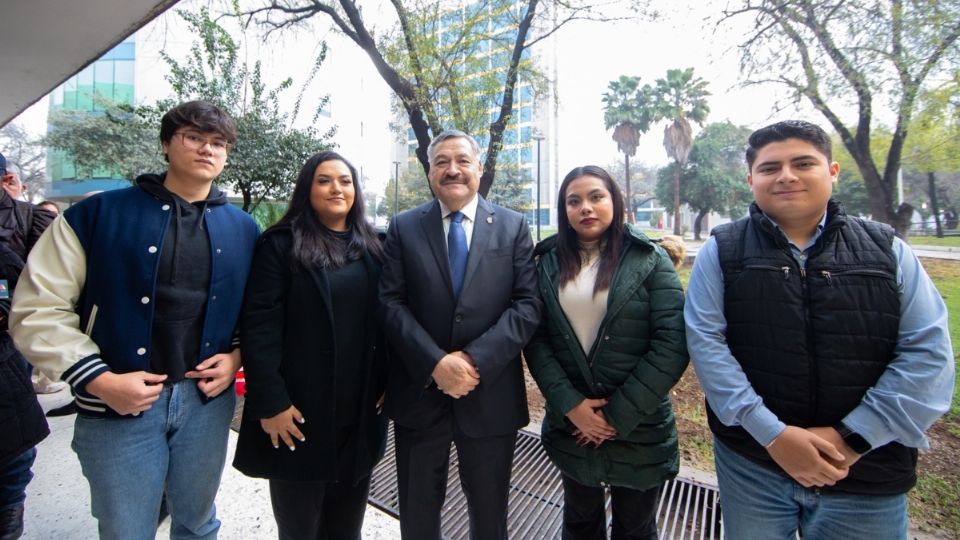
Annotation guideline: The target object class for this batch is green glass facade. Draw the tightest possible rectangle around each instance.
[47,38,136,198]
[404,0,544,223]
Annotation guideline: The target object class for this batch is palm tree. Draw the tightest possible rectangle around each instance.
[654,68,710,235]
[602,76,654,223]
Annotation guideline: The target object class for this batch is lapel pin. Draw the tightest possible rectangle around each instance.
[486,216,493,224]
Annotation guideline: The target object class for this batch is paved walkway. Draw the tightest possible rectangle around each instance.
[22,390,400,539]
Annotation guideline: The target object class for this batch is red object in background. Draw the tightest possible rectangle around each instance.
[235,368,246,396]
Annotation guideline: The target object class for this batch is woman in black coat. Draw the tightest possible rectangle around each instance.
[233,151,387,540]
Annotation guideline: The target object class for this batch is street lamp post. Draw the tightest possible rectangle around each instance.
[393,161,401,217]
[531,130,545,242]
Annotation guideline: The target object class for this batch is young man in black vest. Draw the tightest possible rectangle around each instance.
[685,120,954,539]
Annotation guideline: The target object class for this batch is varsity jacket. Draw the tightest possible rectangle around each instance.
[10,183,259,417]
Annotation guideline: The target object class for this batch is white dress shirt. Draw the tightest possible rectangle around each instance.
[439,194,479,251]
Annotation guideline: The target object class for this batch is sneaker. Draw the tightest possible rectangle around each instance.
[0,504,24,540]
[33,381,68,394]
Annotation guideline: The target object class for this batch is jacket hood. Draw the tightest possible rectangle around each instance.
[135,173,229,206]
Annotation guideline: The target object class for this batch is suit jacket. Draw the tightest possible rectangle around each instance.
[379,196,542,437]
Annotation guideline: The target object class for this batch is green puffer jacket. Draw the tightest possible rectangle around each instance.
[524,225,688,490]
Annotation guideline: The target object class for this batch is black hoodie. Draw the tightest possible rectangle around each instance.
[136,173,228,382]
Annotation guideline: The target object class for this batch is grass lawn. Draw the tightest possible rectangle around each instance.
[921,259,960,420]
[910,235,960,248]
[911,258,960,537]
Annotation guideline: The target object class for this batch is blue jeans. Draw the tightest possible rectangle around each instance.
[0,447,35,511]
[72,380,235,540]
[714,440,907,540]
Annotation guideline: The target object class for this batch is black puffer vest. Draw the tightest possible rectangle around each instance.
[710,200,917,495]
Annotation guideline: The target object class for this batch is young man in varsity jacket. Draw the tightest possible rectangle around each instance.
[11,101,259,539]
[684,120,954,539]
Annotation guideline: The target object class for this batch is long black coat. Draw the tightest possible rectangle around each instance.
[233,226,387,483]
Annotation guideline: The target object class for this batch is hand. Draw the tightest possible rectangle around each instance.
[566,399,616,445]
[807,426,863,469]
[766,425,848,488]
[260,405,306,451]
[85,371,167,416]
[432,352,480,398]
[572,428,609,448]
[185,349,242,398]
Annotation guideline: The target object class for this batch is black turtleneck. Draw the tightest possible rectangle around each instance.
[325,227,368,426]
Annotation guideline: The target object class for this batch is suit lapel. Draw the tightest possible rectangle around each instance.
[461,196,494,296]
[420,200,455,295]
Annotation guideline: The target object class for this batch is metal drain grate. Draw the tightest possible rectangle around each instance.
[368,424,724,539]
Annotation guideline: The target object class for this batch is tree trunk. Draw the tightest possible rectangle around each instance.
[624,153,634,224]
[672,159,682,235]
[928,172,943,238]
[478,0,540,197]
[694,208,708,241]
[847,149,913,237]
[241,187,252,213]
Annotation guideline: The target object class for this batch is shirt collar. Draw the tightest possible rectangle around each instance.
[439,193,479,223]
[764,208,829,251]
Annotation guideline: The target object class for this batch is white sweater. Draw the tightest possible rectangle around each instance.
[558,241,609,355]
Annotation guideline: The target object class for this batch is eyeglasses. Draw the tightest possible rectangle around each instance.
[175,131,232,155]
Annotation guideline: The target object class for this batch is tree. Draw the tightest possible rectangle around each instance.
[380,162,434,218]
[654,122,752,240]
[0,123,49,201]
[831,129,889,218]
[487,161,532,214]
[902,76,960,237]
[160,8,334,211]
[723,0,960,236]
[653,68,710,235]
[45,99,165,183]
[241,0,641,196]
[44,8,334,213]
[602,75,655,223]
[605,160,659,221]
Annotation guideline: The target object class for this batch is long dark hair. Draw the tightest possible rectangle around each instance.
[556,165,625,294]
[274,151,383,270]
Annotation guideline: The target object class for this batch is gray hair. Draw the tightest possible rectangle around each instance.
[427,129,481,162]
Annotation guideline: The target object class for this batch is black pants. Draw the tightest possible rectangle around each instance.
[268,475,371,540]
[561,474,660,540]
[394,415,516,540]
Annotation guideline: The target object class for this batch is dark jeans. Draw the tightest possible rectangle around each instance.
[0,447,35,511]
[269,475,371,540]
[394,417,516,540]
[561,474,659,540]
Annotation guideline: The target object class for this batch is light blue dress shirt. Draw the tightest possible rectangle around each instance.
[685,215,955,450]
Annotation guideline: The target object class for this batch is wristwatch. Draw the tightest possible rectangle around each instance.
[834,422,872,455]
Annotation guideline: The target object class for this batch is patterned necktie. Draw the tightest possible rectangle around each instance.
[448,211,468,299]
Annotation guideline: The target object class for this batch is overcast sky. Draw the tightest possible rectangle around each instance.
[12,0,828,191]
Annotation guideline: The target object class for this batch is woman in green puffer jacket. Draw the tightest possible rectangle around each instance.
[524,165,688,540]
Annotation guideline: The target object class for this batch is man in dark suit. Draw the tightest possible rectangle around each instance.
[380,130,542,539]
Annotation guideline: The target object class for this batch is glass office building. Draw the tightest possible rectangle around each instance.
[46,37,136,200]
[403,0,556,226]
